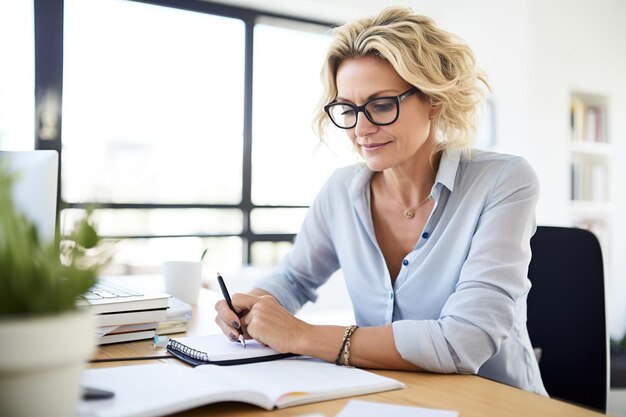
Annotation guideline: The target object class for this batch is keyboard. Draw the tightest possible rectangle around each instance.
[79,278,170,315]
[83,280,144,300]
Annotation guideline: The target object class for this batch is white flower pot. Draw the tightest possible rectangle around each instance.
[0,309,95,417]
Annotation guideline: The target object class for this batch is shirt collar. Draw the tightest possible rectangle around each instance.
[349,164,373,203]
[435,148,462,193]
[348,147,463,201]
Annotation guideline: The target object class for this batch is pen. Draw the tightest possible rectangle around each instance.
[217,272,247,348]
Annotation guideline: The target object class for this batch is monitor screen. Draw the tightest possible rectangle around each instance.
[0,150,59,244]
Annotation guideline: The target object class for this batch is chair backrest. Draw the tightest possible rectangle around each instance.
[527,226,608,412]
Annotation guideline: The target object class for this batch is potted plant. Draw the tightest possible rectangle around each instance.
[0,161,110,417]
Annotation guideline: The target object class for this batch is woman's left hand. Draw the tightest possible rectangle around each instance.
[231,293,310,354]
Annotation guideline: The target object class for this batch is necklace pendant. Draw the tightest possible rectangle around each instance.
[403,208,415,219]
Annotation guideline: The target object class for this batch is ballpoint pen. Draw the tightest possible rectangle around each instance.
[216,272,247,348]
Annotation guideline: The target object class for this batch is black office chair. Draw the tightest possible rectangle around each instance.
[527,226,608,412]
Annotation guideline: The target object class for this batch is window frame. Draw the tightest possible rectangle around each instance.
[34,0,336,264]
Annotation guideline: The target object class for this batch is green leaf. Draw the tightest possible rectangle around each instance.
[0,163,110,316]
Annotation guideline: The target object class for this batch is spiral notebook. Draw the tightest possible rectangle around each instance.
[166,333,293,366]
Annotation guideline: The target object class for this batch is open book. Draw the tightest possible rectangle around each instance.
[166,333,293,366]
[78,358,405,416]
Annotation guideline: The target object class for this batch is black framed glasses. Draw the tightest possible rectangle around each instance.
[324,87,419,129]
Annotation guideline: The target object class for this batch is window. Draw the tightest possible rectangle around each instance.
[63,0,245,205]
[0,0,34,150]
[250,18,356,264]
[48,0,352,274]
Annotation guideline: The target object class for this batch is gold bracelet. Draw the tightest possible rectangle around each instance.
[342,325,358,366]
[337,325,358,366]
[335,326,353,365]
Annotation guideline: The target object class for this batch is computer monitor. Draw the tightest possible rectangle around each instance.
[0,150,59,244]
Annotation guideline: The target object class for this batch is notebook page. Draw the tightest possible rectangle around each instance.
[172,333,281,361]
[195,357,405,408]
[78,364,275,416]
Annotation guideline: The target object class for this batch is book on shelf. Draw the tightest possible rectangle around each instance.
[570,97,606,143]
[78,358,405,416]
[166,333,293,366]
[570,159,608,202]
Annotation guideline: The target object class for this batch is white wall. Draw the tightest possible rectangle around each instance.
[215,0,534,169]
[215,0,626,338]
[527,0,626,338]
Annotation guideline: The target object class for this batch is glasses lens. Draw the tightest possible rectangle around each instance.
[364,98,398,125]
[328,104,357,128]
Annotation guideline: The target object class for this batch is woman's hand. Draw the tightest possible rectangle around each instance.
[216,293,310,354]
[214,288,271,343]
[214,296,251,344]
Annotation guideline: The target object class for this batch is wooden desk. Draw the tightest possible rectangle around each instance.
[91,288,606,417]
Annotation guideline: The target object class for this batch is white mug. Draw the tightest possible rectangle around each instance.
[162,261,202,305]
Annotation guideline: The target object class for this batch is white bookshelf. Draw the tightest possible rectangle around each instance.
[569,92,612,281]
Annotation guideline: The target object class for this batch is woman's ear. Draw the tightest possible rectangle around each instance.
[429,104,440,120]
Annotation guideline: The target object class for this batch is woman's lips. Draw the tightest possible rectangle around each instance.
[359,142,390,152]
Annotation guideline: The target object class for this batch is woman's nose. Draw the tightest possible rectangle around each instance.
[354,112,379,137]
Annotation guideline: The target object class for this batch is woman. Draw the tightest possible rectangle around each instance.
[215,6,547,395]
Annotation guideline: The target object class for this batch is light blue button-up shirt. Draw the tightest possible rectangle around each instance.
[255,148,548,395]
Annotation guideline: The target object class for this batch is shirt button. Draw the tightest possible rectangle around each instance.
[422,232,429,239]
[402,259,409,266]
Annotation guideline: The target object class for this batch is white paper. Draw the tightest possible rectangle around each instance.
[171,333,281,361]
[193,357,405,407]
[336,399,458,417]
[167,297,192,320]
[95,325,119,337]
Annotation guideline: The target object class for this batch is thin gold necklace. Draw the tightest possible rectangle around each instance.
[383,178,433,220]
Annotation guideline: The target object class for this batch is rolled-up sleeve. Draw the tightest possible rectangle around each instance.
[393,157,539,374]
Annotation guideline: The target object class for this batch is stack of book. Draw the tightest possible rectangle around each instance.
[157,296,192,335]
[80,280,171,344]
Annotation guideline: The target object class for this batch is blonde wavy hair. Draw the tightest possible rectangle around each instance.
[313,7,490,157]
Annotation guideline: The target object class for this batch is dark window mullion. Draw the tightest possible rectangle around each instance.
[34,0,64,214]
[248,234,297,243]
[63,202,244,210]
[241,14,255,264]
[63,202,308,210]
[99,233,243,240]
